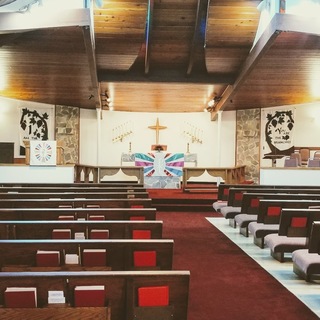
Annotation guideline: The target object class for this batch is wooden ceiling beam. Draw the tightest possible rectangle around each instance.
[187,0,209,75]
[144,0,154,74]
[98,69,235,84]
[82,25,100,109]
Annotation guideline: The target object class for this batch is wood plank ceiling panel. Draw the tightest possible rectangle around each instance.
[94,0,148,71]
[213,14,320,118]
[0,27,96,108]
[205,0,261,76]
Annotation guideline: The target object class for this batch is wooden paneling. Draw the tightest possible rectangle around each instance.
[0,1,319,116]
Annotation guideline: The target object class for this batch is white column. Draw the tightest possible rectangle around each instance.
[96,108,101,166]
[217,110,223,185]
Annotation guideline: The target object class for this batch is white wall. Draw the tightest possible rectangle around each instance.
[3,97,320,168]
[80,110,236,167]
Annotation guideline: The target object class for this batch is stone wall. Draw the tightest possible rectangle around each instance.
[55,105,79,164]
[236,109,260,183]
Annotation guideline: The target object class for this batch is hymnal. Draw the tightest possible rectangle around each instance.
[88,215,105,220]
[132,230,151,239]
[5,287,37,308]
[82,249,107,267]
[36,250,60,267]
[58,215,74,220]
[74,285,105,307]
[86,204,101,208]
[138,286,169,307]
[90,229,109,239]
[52,229,71,239]
[133,250,156,267]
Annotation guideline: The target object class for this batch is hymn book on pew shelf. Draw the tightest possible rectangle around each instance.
[5,287,37,308]
[82,249,107,267]
[90,229,110,239]
[52,229,71,239]
[88,215,105,221]
[74,285,105,307]
[36,250,60,267]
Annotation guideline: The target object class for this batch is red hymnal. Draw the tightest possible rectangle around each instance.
[36,250,60,267]
[52,229,71,239]
[74,285,105,307]
[130,205,144,208]
[82,249,107,267]
[90,229,109,239]
[138,286,169,307]
[5,287,37,308]
[88,215,105,221]
[132,230,151,239]
[133,251,156,267]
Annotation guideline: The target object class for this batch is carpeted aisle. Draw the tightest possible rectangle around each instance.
[157,211,319,320]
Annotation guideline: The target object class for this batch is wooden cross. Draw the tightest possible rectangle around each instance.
[148,118,167,145]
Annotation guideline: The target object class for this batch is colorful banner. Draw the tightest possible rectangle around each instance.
[135,153,184,177]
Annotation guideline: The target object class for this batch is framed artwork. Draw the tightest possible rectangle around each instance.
[29,140,57,166]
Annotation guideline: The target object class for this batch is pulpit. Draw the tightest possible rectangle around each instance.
[24,140,64,165]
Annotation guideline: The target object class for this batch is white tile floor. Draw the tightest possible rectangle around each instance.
[207,217,320,318]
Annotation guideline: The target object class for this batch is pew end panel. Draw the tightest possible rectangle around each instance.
[126,272,190,320]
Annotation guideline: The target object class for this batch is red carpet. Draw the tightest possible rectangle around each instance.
[157,211,319,320]
[148,187,217,199]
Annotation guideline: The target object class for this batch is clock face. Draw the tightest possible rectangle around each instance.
[34,142,53,163]
[30,140,56,166]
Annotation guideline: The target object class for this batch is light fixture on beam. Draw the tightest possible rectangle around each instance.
[100,90,114,110]
[204,96,221,112]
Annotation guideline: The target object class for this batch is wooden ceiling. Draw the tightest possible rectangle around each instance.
[0,0,319,119]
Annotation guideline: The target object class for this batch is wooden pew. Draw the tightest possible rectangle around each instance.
[0,220,163,240]
[249,199,320,248]
[0,207,157,221]
[223,188,320,229]
[0,182,144,188]
[0,198,153,209]
[213,183,320,212]
[0,191,149,199]
[0,239,173,272]
[234,192,320,236]
[264,208,320,262]
[292,221,320,282]
[0,186,147,193]
[0,270,190,320]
